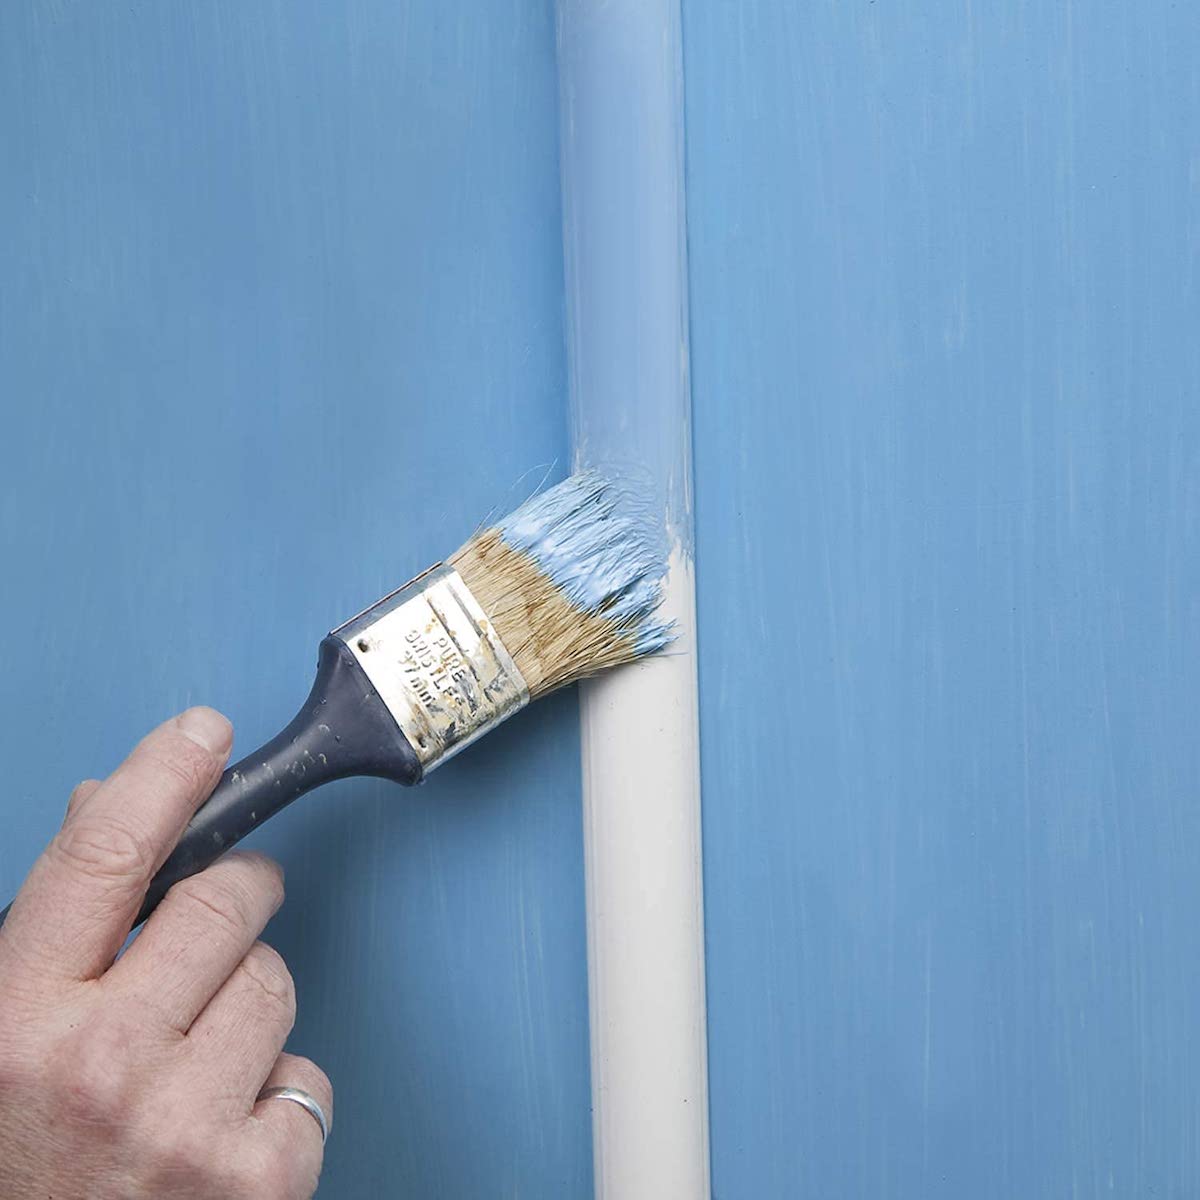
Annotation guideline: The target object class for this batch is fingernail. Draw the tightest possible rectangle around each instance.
[177,706,233,755]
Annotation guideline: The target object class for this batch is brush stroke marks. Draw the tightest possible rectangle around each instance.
[685,1,1200,1198]
[556,0,695,562]
[497,471,673,656]
[0,3,591,1197]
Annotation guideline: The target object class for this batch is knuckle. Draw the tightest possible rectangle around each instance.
[143,733,218,794]
[149,1126,242,1193]
[171,874,255,937]
[239,944,295,1012]
[53,815,157,882]
[238,1159,292,1200]
[150,1124,206,1176]
[52,1017,139,1125]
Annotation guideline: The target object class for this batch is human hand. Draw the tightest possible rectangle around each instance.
[0,707,332,1199]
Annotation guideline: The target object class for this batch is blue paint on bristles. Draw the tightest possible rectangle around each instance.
[497,471,674,656]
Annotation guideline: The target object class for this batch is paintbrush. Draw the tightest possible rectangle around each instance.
[0,471,671,929]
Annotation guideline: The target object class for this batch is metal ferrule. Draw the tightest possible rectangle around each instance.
[332,564,529,772]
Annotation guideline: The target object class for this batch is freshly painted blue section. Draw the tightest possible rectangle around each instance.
[0,5,590,1198]
[556,0,694,555]
[497,472,672,655]
[685,3,1200,1198]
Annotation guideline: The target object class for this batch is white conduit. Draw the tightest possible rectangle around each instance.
[555,3,710,1197]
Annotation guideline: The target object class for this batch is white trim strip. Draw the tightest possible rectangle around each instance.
[556,2,710,1196]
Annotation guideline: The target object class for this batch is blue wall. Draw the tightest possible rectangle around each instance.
[7,3,1200,1198]
[685,3,1200,1197]
[0,4,591,1197]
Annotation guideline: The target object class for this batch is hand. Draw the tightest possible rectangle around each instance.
[0,707,332,1199]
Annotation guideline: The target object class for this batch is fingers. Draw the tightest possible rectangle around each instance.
[103,852,284,1035]
[3,707,232,981]
[187,941,296,1100]
[250,1053,333,1198]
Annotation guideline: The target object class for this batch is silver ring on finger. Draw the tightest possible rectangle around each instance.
[257,1085,329,1144]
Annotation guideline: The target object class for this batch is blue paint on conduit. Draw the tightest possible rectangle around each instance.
[557,0,695,559]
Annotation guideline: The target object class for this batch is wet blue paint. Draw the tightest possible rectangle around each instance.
[556,0,694,559]
[686,2,1200,1198]
[497,471,672,655]
[0,4,590,1197]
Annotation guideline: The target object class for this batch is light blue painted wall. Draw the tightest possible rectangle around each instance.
[8,3,1200,1198]
[0,4,591,1197]
[685,3,1200,1198]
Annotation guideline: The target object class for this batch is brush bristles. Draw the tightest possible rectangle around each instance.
[448,472,672,699]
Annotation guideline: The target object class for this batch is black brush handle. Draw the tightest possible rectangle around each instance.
[0,637,420,931]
